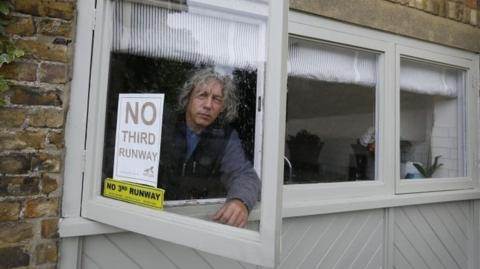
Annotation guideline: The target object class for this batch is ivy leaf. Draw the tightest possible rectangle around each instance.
[0,1,10,16]
[0,77,7,91]
[0,52,12,67]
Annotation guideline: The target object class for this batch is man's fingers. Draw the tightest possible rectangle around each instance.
[212,199,249,227]
[227,207,241,226]
[213,205,226,221]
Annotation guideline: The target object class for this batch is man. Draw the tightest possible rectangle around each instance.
[158,68,260,228]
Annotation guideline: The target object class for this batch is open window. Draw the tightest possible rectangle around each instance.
[81,0,287,266]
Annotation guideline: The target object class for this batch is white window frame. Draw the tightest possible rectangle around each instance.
[284,12,396,203]
[282,11,480,218]
[395,45,479,194]
[75,0,288,267]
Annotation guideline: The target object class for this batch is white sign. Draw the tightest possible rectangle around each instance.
[113,94,164,187]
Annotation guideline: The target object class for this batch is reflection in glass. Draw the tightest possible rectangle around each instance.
[400,59,465,179]
[100,0,265,228]
[285,37,378,184]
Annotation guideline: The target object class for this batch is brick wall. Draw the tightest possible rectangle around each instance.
[0,0,75,268]
[385,0,479,27]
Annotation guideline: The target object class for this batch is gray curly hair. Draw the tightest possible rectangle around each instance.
[178,68,238,123]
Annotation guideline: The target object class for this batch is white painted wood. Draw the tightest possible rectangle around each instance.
[258,0,288,266]
[106,234,180,269]
[393,202,471,269]
[62,0,95,219]
[83,235,145,269]
[82,256,101,269]
[59,237,82,269]
[282,189,480,218]
[77,202,478,269]
[80,209,386,269]
[60,217,122,237]
[471,200,480,269]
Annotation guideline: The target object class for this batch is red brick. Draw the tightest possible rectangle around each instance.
[0,222,34,246]
[28,108,65,128]
[36,241,58,264]
[25,198,58,218]
[17,39,68,63]
[39,18,72,37]
[47,131,64,148]
[0,246,30,268]
[0,154,30,174]
[0,131,46,150]
[5,16,35,36]
[0,202,21,221]
[16,0,75,20]
[466,0,477,8]
[10,86,62,106]
[0,176,40,196]
[41,174,58,194]
[41,218,59,238]
[39,63,68,84]
[31,152,61,173]
[0,108,27,128]
[0,61,37,82]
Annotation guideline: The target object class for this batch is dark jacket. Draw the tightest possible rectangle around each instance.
[157,115,260,211]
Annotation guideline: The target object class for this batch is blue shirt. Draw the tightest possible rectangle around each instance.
[185,127,200,160]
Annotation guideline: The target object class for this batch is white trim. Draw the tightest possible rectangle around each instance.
[59,217,123,238]
[283,189,480,218]
[472,200,480,269]
[383,208,394,269]
[62,0,95,218]
[59,189,480,238]
[59,237,83,269]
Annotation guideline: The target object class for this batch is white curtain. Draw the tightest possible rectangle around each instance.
[112,1,262,69]
[288,38,378,87]
[400,59,461,97]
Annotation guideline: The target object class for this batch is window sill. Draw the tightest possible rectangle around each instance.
[60,188,480,237]
[283,188,480,217]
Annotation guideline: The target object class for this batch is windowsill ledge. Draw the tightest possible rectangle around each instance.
[59,188,480,238]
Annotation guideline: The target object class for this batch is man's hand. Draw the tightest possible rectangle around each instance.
[212,199,248,228]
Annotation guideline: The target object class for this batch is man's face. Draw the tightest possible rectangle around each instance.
[185,79,225,133]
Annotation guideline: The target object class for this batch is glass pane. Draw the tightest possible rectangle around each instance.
[284,37,378,184]
[400,58,465,179]
[100,0,265,229]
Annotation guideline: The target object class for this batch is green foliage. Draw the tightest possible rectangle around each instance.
[413,155,444,178]
[0,0,24,105]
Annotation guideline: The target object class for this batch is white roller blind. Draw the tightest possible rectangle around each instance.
[112,0,262,69]
[288,38,378,87]
[400,59,462,97]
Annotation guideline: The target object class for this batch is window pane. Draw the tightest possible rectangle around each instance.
[284,37,378,184]
[100,0,264,228]
[400,58,465,179]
